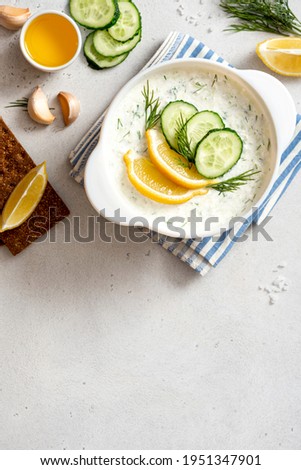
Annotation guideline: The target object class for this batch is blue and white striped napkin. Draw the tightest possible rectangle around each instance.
[69,32,301,276]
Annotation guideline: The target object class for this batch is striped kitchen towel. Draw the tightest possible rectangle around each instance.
[69,31,301,276]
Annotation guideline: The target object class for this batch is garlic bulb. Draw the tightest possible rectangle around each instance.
[0,5,30,30]
[58,92,80,126]
[27,86,55,125]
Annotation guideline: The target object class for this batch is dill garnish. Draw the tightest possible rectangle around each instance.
[208,169,261,193]
[211,74,218,87]
[175,114,194,164]
[176,157,191,169]
[220,0,301,36]
[194,82,207,94]
[5,98,28,109]
[5,97,54,111]
[142,80,161,130]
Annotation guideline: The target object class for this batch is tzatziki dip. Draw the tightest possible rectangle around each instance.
[107,67,272,234]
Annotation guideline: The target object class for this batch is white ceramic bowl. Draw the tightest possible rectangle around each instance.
[85,59,296,238]
[20,10,82,72]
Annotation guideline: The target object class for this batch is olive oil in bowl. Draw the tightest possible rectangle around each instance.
[21,11,81,71]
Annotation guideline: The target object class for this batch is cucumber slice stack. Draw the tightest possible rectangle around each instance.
[69,0,142,69]
[160,98,243,178]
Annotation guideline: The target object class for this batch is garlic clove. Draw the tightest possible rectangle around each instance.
[58,92,80,126]
[27,86,56,125]
[0,6,31,30]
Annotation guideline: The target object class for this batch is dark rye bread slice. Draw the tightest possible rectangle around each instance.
[0,117,70,255]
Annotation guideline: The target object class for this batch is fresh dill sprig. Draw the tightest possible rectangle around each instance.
[175,114,194,163]
[208,169,261,194]
[5,98,28,109]
[220,0,301,36]
[176,157,191,169]
[5,97,54,111]
[142,81,161,130]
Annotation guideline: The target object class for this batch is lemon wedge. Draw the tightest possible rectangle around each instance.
[146,128,214,189]
[256,37,301,77]
[124,150,208,205]
[0,162,48,233]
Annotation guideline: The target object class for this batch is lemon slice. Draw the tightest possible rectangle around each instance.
[256,37,301,77]
[0,162,48,233]
[146,128,214,189]
[124,150,208,205]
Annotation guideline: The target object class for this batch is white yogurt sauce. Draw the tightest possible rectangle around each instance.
[108,69,272,231]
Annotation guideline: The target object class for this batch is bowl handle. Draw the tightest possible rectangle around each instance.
[237,69,296,152]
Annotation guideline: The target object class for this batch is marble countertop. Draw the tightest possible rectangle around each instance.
[0,0,301,450]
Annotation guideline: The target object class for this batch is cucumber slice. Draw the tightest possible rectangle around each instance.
[195,128,243,179]
[161,101,197,151]
[185,111,225,158]
[69,0,119,29]
[108,1,141,42]
[84,32,128,69]
[93,28,141,57]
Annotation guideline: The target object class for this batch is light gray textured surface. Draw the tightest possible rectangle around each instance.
[0,0,301,450]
